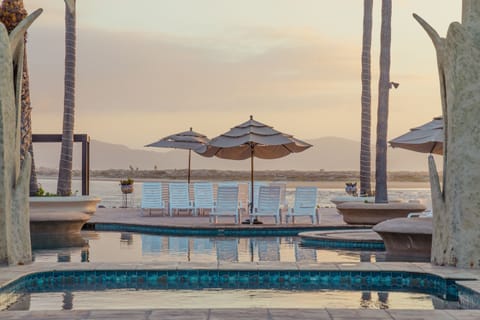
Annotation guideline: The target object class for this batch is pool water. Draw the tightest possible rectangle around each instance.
[18,231,456,312]
[8,289,446,311]
[32,231,384,264]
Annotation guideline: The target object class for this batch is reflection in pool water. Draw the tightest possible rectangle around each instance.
[9,289,445,311]
[11,231,458,311]
[31,231,384,264]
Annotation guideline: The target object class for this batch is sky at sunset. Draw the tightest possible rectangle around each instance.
[24,0,461,149]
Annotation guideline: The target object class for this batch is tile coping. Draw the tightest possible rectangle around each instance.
[1,262,480,295]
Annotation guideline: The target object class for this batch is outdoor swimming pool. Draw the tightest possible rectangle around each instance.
[0,269,464,311]
[1,231,475,311]
[6,289,447,310]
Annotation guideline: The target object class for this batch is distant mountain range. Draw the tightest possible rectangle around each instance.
[32,136,439,171]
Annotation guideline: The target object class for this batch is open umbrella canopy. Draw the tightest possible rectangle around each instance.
[199,116,312,159]
[197,116,312,216]
[146,128,210,183]
[389,116,443,155]
[146,128,210,153]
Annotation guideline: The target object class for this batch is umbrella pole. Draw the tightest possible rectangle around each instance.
[250,149,254,214]
[188,149,192,184]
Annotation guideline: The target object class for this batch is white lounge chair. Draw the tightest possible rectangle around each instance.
[209,186,240,224]
[269,182,288,212]
[141,182,165,216]
[407,209,433,218]
[168,182,193,216]
[250,186,282,224]
[249,181,268,211]
[219,182,249,213]
[193,182,215,216]
[285,187,319,224]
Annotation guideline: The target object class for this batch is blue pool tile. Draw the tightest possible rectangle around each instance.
[0,268,473,311]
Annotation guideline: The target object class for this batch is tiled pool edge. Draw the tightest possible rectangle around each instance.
[457,281,480,309]
[299,230,385,250]
[0,262,480,309]
[87,222,367,236]
[300,235,385,250]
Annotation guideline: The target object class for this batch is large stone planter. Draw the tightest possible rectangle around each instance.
[336,202,426,225]
[330,196,375,206]
[29,196,101,235]
[373,217,432,259]
[330,196,404,206]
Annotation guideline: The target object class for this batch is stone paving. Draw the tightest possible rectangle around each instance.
[1,308,480,320]
[89,207,348,227]
[1,207,480,319]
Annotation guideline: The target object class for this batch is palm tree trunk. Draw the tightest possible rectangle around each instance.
[375,0,392,203]
[57,0,76,196]
[28,143,39,194]
[23,49,39,195]
[360,0,373,197]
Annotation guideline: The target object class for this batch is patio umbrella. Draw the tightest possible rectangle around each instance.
[389,116,443,155]
[198,115,312,214]
[146,128,210,183]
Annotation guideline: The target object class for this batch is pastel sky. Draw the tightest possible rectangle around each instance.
[24,0,461,149]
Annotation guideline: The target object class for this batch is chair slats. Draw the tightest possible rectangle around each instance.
[210,186,239,224]
[250,186,281,224]
[249,181,268,210]
[194,182,215,215]
[169,183,193,216]
[141,182,165,216]
[286,187,319,224]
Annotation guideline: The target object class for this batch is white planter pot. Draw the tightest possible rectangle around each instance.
[29,196,101,235]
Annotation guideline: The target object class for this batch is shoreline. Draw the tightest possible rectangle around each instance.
[37,176,431,189]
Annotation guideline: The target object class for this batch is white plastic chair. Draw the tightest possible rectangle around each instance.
[168,182,193,216]
[250,186,282,224]
[193,182,215,216]
[141,182,165,216]
[209,186,240,224]
[285,187,319,224]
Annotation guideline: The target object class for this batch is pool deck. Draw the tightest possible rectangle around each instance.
[88,207,349,228]
[2,207,480,319]
[1,308,480,319]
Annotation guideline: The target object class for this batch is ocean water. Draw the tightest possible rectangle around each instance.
[37,178,432,209]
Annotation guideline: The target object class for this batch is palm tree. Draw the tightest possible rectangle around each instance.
[375,0,392,203]
[360,0,373,197]
[0,0,39,195]
[57,0,76,196]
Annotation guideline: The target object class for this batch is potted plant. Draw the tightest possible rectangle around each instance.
[120,178,134,194]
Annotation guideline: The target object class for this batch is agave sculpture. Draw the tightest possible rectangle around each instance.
[414,0,480,268]
[0,9,42,265]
